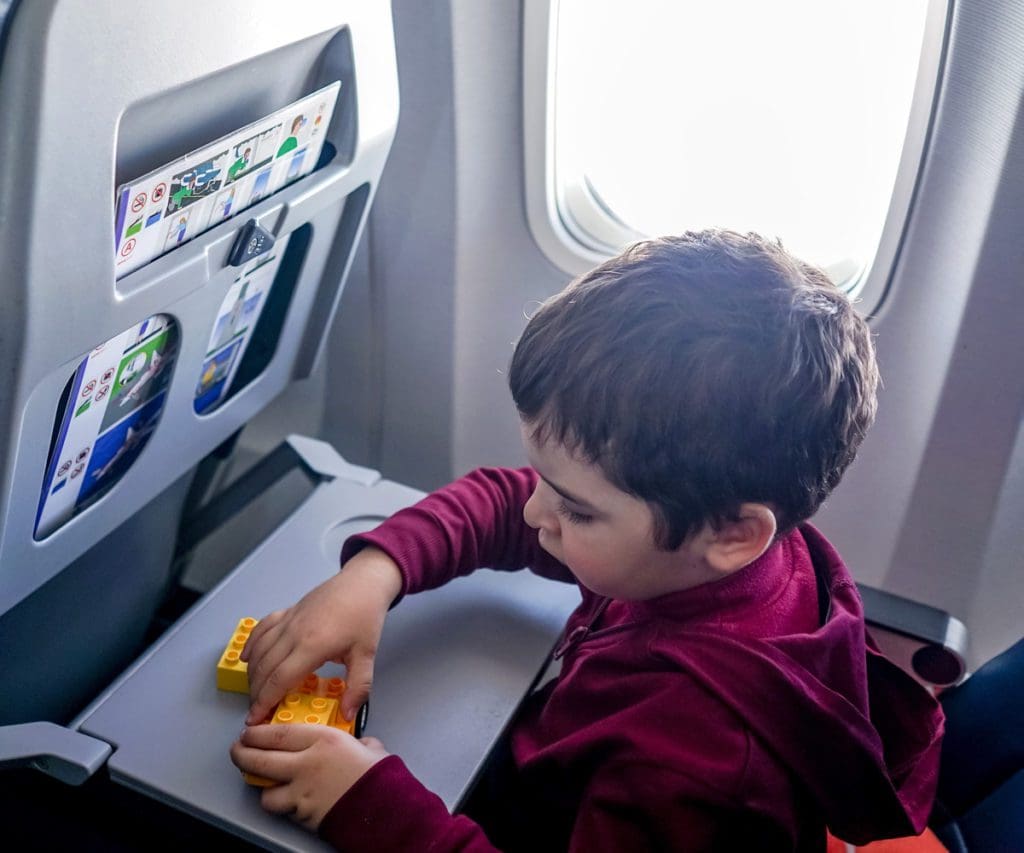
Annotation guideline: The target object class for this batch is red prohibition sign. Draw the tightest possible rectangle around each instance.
[131,192,147,213]
[82,379,96,397]
[121,237,137,257]
[152,183,167,203]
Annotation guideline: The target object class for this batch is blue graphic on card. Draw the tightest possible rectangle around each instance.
[194,337,244,415]
[78,391,166,505]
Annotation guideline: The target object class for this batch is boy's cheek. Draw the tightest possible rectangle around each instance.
[538,530,566,563]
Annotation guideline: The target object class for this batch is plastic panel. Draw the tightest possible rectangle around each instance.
[0,0,399,614]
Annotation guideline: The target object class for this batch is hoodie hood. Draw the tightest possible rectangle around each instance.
[660,523,944,844]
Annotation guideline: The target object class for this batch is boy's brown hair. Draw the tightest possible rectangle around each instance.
[509,230,879,549]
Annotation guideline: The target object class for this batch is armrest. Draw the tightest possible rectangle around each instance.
[0,722,112,785]
[857,583,968,687]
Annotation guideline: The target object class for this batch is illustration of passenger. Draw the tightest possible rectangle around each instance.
[89,412,159,482]
[276,114,306,157]
[165,215,189,249]
[214,187,236,221]
[228,147,252,181]
[168,155,226,213]
[118,345,174,407]
[170,172,197,209]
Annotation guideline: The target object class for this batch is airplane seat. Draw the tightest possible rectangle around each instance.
[858,585,1022,851]
[0,0,399,736]
[930,636,1024,852]
[0,8,580,845]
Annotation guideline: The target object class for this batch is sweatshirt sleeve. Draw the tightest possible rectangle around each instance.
[318,755,501,852]
[318,756,729,852]
[339,467,575,599]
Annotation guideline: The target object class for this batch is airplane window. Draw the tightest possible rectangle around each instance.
[527,0,945,302]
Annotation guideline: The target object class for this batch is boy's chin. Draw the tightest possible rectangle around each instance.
[571,572,620,599]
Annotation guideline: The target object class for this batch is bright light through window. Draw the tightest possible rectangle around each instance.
[551,0,936,291]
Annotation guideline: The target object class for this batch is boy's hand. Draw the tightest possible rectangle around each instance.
[241,547,403,724]
[230,725,389,832]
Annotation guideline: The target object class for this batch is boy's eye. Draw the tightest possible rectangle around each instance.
[556,502,593,525]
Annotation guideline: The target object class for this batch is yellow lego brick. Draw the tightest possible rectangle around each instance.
[217,617,258,694]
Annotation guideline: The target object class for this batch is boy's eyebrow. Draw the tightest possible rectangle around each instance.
[541,475,597,511]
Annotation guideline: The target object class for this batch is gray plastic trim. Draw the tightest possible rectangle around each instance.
[0,721,112,785]
[859,582,968,684]
[285,434,380,484]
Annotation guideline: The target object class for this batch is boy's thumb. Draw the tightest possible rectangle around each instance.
[343,655,375,720]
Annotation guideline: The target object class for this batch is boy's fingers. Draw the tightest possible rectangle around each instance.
[247,651,300,724]
[342,654,375,720]
[240,610,284,662]
[239,610,288,663]
[240,723,327,751]
[229,740,296,784]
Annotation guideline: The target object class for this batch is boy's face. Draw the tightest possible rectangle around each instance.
[520,421,714,600]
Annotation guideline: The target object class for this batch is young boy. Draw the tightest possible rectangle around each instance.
[231,231,944,851]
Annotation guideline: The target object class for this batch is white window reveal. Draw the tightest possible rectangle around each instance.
[524,0,947,306]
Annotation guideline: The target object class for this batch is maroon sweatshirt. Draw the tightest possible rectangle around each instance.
[320,467,943,851]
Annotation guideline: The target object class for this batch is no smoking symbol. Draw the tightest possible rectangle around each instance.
[131,192,147,213]
[152,183,167,203]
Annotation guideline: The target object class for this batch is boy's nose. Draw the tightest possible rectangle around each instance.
[523,487,558,535]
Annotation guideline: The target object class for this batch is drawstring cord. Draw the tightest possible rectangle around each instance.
[553,597,612,660]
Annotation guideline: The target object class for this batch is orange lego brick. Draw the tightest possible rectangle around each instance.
[293,673,357,733]
[276,691,340,726]
[243,691,342,786]
[217,617,259,694]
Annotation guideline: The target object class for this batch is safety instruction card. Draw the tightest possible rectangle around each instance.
[114,81,339,278]
[35,315,179,538]
[193,237,290,415]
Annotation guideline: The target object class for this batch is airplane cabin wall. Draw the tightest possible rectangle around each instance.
[814,0,1024,667]
[250,0,1022,668]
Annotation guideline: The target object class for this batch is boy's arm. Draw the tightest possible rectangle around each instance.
[318,755,501,852]
[315,754,727,852]
[243,468,570,724]
[341,466,574,601]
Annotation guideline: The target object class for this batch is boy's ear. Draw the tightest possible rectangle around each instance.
[703,504,777,574]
